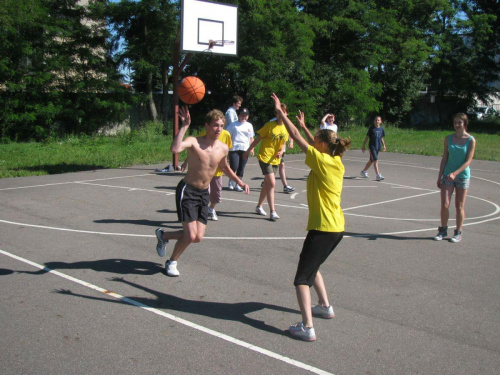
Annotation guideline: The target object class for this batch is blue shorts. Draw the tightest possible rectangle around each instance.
[369,146,380,161]
[441,175,470,189]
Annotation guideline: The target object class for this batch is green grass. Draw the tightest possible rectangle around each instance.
[1,122,499,179]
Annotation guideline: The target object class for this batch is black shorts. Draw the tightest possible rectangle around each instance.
[293,231,344,287]
[175,179,209,225]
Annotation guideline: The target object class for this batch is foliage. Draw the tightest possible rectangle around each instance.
[0,0,131,141]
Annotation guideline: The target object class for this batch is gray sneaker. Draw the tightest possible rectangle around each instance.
[165,260,179,277]
[360,170,369,178]
[155,228,168,257]
[376,174,385,181]
[289,322,316,342]
[234,184,244,192]
[312,304,335,319]
[283,185,295,193]
[449,229,462,243]
[433,226,448,241]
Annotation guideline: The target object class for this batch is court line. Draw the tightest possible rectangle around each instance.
[0,173,153,191]
[0,248,334,375]
[76,182,175,194]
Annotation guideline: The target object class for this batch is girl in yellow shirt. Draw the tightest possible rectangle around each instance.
[271,93,351,342]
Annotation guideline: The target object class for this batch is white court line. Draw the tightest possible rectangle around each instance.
[343,191,438,211]
[0,173,153,191]
[76,182,175,194]
[0,248,334,375]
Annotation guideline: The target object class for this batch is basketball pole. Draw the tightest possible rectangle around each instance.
[172,29,193,170]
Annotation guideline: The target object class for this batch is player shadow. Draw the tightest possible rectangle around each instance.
[94,218,182,229]
[0,268,15,276]
[210,210,272,221]
[55,277,295,336]
[17,259,164,276]
[345,232,431,241]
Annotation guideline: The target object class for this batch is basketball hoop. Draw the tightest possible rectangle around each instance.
[208,40,235,49]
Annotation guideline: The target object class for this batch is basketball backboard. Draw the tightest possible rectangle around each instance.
[181,0,238,56]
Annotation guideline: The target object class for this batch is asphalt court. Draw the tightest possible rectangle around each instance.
[1,150,499,375]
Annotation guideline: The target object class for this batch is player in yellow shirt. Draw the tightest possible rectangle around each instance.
[270,93,351,341]
[243,104,289,221]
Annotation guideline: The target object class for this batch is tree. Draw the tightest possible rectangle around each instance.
[428,0,500,123]
[0,0,128,141]
[107,0,178,123]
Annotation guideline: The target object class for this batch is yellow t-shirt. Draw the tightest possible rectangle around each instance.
[305,145,345,232]
[257,120,289,165]
[198,129,232,177]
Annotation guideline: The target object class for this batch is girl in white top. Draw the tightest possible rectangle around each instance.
[226,108,255,191]
[320,113,338,133]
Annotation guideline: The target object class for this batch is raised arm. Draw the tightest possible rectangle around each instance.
[170,106,193,154]
[271,93,309,153]
[296,110,315,145]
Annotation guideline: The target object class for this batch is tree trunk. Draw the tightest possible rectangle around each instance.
[146,71,158,121]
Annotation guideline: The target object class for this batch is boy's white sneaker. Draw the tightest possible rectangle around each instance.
[165,260,179,277]
[360,170,369,178]
[376,174,385,181]
[228,180,235,190]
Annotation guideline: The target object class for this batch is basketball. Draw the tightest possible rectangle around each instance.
[178,76,205,104]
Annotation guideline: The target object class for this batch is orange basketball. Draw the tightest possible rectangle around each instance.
[178,76,205,104]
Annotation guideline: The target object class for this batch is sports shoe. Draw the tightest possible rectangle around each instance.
[376,174,385,181]
[360,170,369,178]
[165,260,179,277]
[270,211,280,221]
[155,228,168,257]
[208,207,218,221]
[449,229,462,243]
[289,322,316,342]
[283,185,295,193]
[312,304,335,319]
[228,180,235,190]
[255,206,267,216]
[433,226,448,241]
[234,184,244,192]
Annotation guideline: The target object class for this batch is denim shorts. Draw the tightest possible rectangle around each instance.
[441,175,470,189]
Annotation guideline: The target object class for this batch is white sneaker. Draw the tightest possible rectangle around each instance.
[228,180,235,190]
[312,304,335,319]
[289,322,316,342]
[234,185,244,192]
[376,174,385,181]
[208,207,218,221]
[360,170,369,178]
[270,211,280,221]
[155,228,168,257]
[255,206,267,216]
[165,260,179,277]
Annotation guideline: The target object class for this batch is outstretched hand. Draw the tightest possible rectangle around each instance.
[178,106,191,127]
[296,110,306,128]
[271,93,282,115]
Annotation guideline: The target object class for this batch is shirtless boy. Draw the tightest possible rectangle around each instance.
[155,106,250,277]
